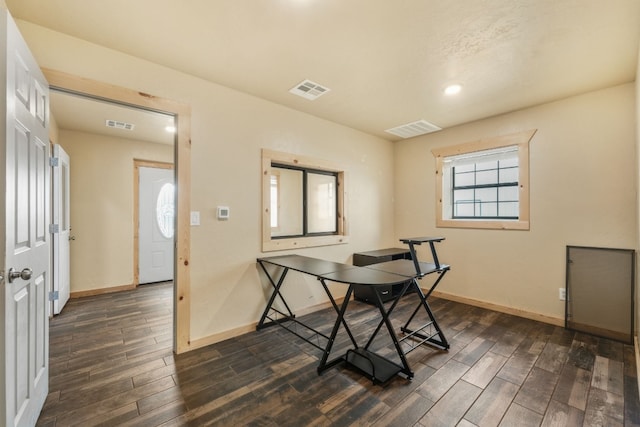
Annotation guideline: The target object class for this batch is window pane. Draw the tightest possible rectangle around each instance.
[476,187,497,202]
[307,172,337,233]
[270,175,279,228]
[454,170,475,187]
[476,169,498,186]
[453,188,474,204]
[476,160,498,171]
[454,201,475,217]
[498,186,519,202]
[271,167,303,237]
[479,202,497,217]
[500,157,518,168]
[156,183,175,239]
[499,166,519,183]
[499,201,519,217]
[454,163,475,173]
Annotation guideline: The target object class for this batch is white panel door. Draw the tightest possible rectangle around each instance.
[52,144,70,314]
[1,8,50,427]
[139,166,174,284]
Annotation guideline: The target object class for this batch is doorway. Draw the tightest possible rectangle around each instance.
[45,68,192,354]
[135,161,175,285]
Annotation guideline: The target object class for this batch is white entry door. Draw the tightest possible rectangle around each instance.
[1,8,50,427]
[139,166,174,284]
[52,144,70,314]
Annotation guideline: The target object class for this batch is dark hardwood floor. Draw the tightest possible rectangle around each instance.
[37,281,639,426]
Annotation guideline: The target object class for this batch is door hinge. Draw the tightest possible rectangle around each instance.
[49,291,59,301]
[50,157,59,167]
[49,224,59,234]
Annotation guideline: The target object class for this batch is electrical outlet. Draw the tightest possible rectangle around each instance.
[559,288,566,301]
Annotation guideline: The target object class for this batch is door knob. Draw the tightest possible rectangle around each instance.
[8,267,32,283]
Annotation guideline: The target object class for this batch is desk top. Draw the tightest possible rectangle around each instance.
[258,255,414,286]
[366,259,449,277]
[399,236,445,244]
[258,255,352,276]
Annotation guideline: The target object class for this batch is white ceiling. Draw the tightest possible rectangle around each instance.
[50,90,175,144]
[7,0,640,141]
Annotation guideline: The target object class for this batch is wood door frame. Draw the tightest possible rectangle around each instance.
[43,68,192,354]
[133,159,174,286]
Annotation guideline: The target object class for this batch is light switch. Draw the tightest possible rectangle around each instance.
[190,211,200,226]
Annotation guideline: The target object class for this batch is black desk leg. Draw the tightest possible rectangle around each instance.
[319,279,358,348]
[401,276,449,350]
[363,279,411,350]
[370,281,414,378]
[406,242,422,276]
[317,285,355,375]
[256,262,295,330]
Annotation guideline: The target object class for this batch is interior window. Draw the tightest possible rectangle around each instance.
[262,149,348,251]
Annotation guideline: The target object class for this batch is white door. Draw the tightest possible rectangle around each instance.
[52,144,70,314]
[138,166,174,284]
[1,8,50,427]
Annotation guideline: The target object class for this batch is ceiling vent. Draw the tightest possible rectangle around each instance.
[105,119,135,131]
[289,79,330,101]
[385,119,441,139]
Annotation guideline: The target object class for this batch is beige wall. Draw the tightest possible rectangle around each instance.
[20,17,637,345]
[58,129,173,292]
[17,21,397,343]
[395,83,638,322]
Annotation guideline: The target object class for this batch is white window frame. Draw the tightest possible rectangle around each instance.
[262,149,348,252]
[432,129,536,230]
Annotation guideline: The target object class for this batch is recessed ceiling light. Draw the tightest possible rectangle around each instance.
[444,84,462,96]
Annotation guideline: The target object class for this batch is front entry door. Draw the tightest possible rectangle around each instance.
[138,166,174,284]
[1,8,50,427]
[52,144,70,314]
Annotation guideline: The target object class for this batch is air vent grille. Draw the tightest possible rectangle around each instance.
[106,119,135,131]
[289,79,330,101]
[385,119,441,139]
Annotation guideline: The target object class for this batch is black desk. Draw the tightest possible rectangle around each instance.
[256,237,450,384]
[353,248,412,303]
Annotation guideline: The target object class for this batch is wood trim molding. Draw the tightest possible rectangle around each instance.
[635,336,640,397]
[430,289,565,327]
[70,283,136,298]
[189,296,347,350]
[261,149,349,252]
[133,160,174,287]
[43,68,193,354]
[431,129,536,231]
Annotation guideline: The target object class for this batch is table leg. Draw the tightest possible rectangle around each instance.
[317,285,355,375]
[401,276,449,350]
[256,262,295,330]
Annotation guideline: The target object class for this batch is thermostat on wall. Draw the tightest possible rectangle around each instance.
[217,206,230,220]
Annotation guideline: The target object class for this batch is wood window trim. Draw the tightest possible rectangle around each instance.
[262,149,348,252]
[43,68,193,354]
[432,129,536,230]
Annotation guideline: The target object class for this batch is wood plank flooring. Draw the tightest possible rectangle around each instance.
[37,281,640,426]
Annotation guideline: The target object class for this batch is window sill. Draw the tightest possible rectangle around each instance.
[436,218,529,230]
[262,234,350,252]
